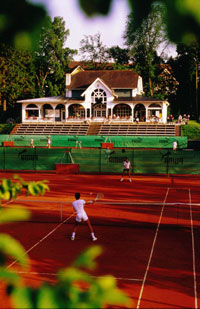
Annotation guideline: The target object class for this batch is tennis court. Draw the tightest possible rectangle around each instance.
[1,172,200,308]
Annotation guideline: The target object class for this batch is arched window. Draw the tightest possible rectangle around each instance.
[149,103,161,108]
[68,104,85,118]
[55,104,65,121]
[25,104,39,118]
[113,104,131,118]
[91,89,107,104]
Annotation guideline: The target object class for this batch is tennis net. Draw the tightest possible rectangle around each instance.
[2,198,200,229]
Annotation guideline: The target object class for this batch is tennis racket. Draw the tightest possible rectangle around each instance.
[94,192,104,202]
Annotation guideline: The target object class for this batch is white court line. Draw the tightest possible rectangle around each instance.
[6,213,75,270]
[136,187,170,309]
[189,188,198,309]
[15,271,143,282]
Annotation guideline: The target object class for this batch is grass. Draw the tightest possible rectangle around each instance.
[0,124,15,134]
[181,121,200,140]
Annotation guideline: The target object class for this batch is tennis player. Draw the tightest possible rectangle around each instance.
[120,157,132,182]
[71,192,97,241]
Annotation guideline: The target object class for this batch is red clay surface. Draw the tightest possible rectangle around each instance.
[0,172,200,308]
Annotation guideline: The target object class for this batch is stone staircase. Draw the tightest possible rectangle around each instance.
[86,122,102,135]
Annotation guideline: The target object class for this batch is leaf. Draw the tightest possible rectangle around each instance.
[10,287,34,309]
[78,0,112,16]
[0,268,20,284]
[0,234,29,267]
[73,245,102,270]
[58,267,90,284]
[0,208,30,224]
[37,285,58,309]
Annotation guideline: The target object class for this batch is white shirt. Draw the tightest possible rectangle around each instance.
[72,199,86,215]
[124,160,131,169]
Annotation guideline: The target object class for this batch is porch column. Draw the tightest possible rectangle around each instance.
[38,108,41,121]
[145,107,148,122]
[22,105,26,122]
[53,106,56,122]
[162,102,168,124]
[131,106,134,122]
[65,104,68,120]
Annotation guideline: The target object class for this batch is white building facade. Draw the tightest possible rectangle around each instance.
[18,67,169,123]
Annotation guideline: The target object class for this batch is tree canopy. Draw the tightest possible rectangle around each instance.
[124,4,167,96]
[34,16,77,97]
[79,32,109,68]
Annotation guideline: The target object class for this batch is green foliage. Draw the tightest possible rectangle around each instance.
[181,121,200,139]
[108,46,130,65]
[169,42,200,118]
[0,176,49,290]
[0,175,49,205]
[78,0,200,45]
[0,0,47,50]
[0,124,15,134]
[9,246,132,309]
[34,16,77,97]
[124,4,167,96]
[0,44,37,109]
[79,32,110,66]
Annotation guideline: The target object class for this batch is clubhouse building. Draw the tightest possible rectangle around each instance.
[18,66,169,123]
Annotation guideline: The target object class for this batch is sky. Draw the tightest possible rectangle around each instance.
[31,0,177,60]
[31,0,130,59]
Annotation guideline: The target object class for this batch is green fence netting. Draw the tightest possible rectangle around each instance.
[0,147,199,174]
[70,148,200,175]
[0,135,187,148]
[0,148,70,170]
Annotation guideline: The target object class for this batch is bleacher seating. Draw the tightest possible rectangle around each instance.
[98,123,176,136]
[12,123,89,135]
[12,122,177,136]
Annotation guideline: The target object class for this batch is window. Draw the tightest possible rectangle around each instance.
[114,89,132,97]
[72,89,84,98]
[91,89,107,104]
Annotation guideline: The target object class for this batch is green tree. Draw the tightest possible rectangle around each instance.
[0,44,36,121]
[124,3,167,96]
[169,42,200,119]
[108,45,130,65]
[34,16,77,97]
[0,0,47,50]
[78,0,200,45]
[79,32,110,69]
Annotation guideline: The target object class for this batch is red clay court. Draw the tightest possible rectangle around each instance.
[1,171,200,308]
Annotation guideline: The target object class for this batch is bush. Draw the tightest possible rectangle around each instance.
[181,121,200,140]
[0,124,15,134]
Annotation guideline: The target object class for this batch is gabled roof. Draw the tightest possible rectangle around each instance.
[81,77,113,96]
[66,70,139,90]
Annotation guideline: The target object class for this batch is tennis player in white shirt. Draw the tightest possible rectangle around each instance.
[71,192,97,241]
[120,157,132,182]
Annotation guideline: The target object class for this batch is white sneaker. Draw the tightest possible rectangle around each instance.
[71,235,75,240]
[129,178,132,182]
[92,236,98,241]
[120,178,124,182]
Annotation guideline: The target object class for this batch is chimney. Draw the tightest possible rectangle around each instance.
[66,73,71,86]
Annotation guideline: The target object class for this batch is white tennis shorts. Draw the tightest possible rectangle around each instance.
[76,212,88,222]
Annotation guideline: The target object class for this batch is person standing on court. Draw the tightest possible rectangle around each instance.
[30,137,34,148]
[47,136,51,148]
[120,157,132,182]
[71,192,97,241]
